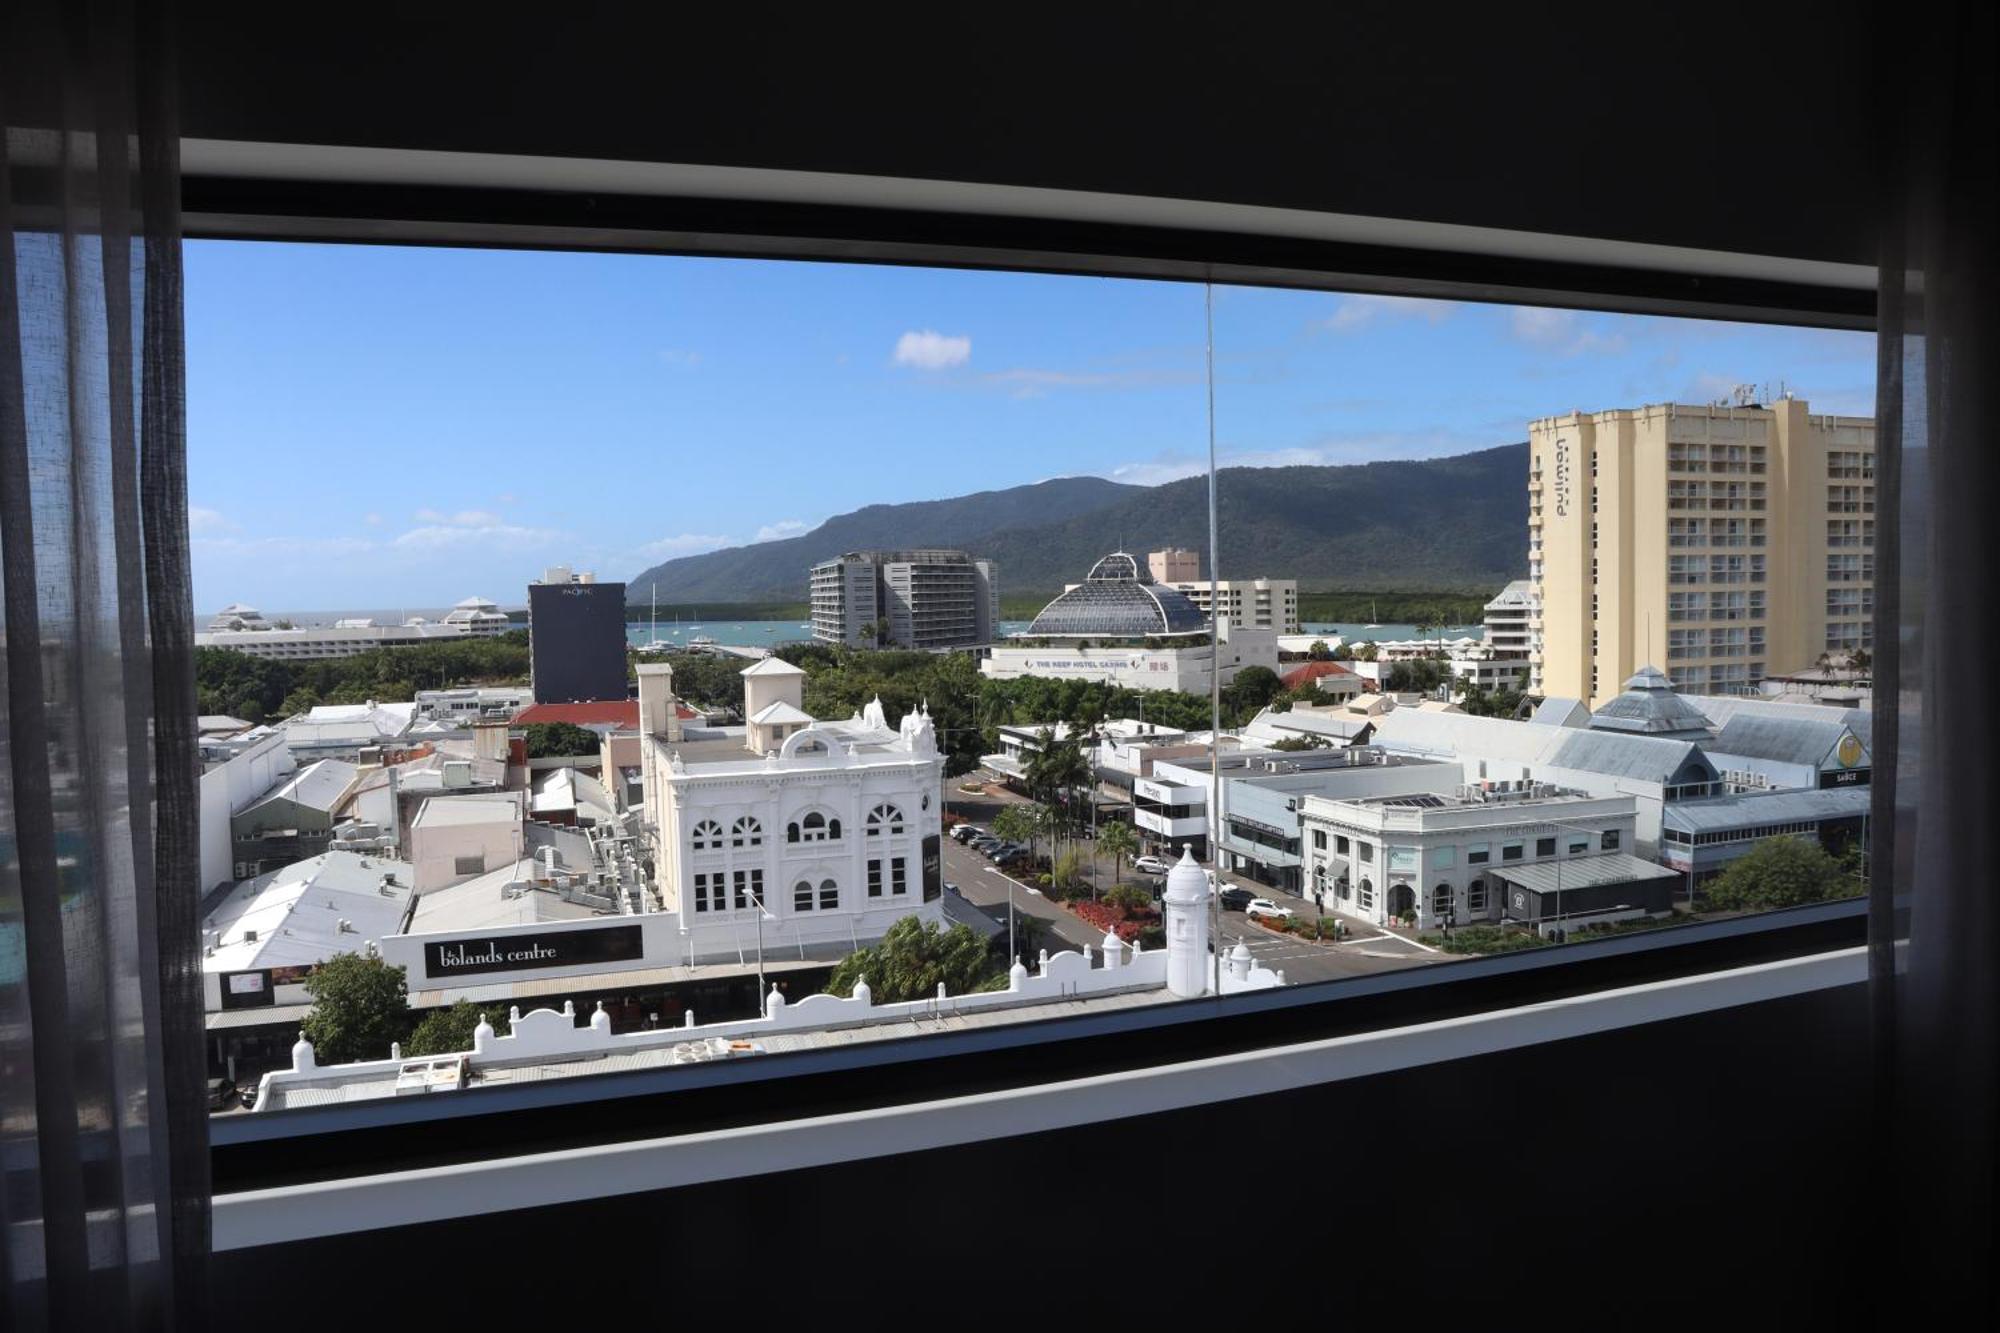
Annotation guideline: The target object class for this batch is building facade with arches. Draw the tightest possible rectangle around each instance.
[1296,783,1644,934]
[637,660,949,955]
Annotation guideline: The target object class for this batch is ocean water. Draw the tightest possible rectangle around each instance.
[625,620,1037,649]
[624,619,1485,649]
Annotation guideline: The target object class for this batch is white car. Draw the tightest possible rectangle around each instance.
[1132,855,1174,876]
[1244,898,1294,922]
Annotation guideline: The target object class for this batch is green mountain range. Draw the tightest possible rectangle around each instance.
[630,443,1529,604]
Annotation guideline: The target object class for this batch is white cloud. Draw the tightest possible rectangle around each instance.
[1323,294,1454,332]
[635,533,737,560]
[753,520,811,543]
[393,523,564,552]
[413,508,505,527]
[187,506,234,534]
[892,329,971,370]
[1509,306,1628,356]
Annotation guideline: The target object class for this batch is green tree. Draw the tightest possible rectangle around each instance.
[300,953,410,1065]
[404,1000,489,1056]
[991,802,1046,864]
[1269,733,1333,752]
[1307,639,1332,661]
[1099,820,1137,886]
[278,687,323,718]
[1703,836,1856,911]
[1225,665,1284,714]
[825,916,1006,1003]
[522,721,602,758]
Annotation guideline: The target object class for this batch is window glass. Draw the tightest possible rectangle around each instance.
[186,241,1877,1117]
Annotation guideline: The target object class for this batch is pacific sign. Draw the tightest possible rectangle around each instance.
[422,924,643,979]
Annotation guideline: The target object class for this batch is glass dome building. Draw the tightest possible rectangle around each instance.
[1025,552,1209,639]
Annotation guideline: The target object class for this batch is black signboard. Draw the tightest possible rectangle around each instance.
[922,833,943,902]
[219,969,275,1010]
[423,923,643,979]
[1818,767,1869,789]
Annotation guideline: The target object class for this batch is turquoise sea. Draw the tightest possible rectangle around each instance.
[623,619,1483,649]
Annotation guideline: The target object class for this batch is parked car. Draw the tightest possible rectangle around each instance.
[1245,898,1294,922]
[238,1083,261,1110]
[1132,855,1173,876]
[951,825,984,844]
[206,1077,237,1112]
[1219,886,1255,912]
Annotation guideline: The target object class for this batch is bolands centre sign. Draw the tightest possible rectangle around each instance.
[422,923,643,979]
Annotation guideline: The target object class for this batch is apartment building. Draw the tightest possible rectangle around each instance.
[1483,579,1538,689]
[809,549,997,649]
[1529,397,1875,707]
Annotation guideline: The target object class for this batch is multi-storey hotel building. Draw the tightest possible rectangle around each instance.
[809,549,998,649]
[1529,398,1874,706]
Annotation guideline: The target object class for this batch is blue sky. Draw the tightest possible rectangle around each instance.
[185,241,1875,611]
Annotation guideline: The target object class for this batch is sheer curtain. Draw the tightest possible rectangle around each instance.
[1875,0,1999,1321]
[1,1,209,1328]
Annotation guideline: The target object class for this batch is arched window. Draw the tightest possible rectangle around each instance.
[1357,878,1374,910]
[866,803,905,836]
[732,816,762,848]
[1432,883,1454,919]
[793,879,815,912]
[786,821,800,844]
[691,819,724,851]
[1467,877,1488,912]
[819,878,838,910]
[793,810,841,844]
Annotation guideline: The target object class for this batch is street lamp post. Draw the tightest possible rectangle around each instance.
[982,864,1019,965]
[744,883,776,1001]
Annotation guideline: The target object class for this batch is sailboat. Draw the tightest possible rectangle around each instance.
[1364,599,1381,630]
[636,587,676,655]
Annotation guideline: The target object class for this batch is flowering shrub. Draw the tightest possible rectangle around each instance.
[1068,898,1160,943]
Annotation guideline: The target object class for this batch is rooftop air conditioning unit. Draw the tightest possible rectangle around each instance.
[242,929,258,942]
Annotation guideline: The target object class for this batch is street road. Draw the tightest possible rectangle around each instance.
[942,779,1455,985]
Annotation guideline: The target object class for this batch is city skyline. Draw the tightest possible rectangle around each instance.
[186,241,1875,609]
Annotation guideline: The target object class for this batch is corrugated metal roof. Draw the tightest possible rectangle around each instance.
[1663,785,1872,833]
[1542,729,1712,783]
[202,850,414,972]
[244,758,358,815]
[1496,852,1681,893]
[1689,693,1872,748]
[1706,713,1855,768]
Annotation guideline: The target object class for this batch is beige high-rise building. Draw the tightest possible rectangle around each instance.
[1147,547,1202,583]
[1530,398,1874,708]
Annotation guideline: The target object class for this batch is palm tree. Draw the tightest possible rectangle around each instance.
[1099,821,1137,888]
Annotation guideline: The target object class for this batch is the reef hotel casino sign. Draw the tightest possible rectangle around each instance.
[422,924,643,979]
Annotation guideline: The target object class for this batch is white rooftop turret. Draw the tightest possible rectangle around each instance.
[1101,927,1125,969]
[1228,938,1254,984]
[1163,848,1211,999]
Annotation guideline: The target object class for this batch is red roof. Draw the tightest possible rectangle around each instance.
[513,699,699,729]
[1280,661,1357,689]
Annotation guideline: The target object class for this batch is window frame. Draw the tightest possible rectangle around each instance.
[183,149,1881,1193]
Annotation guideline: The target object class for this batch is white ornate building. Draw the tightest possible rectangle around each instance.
[637,660,950,951]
